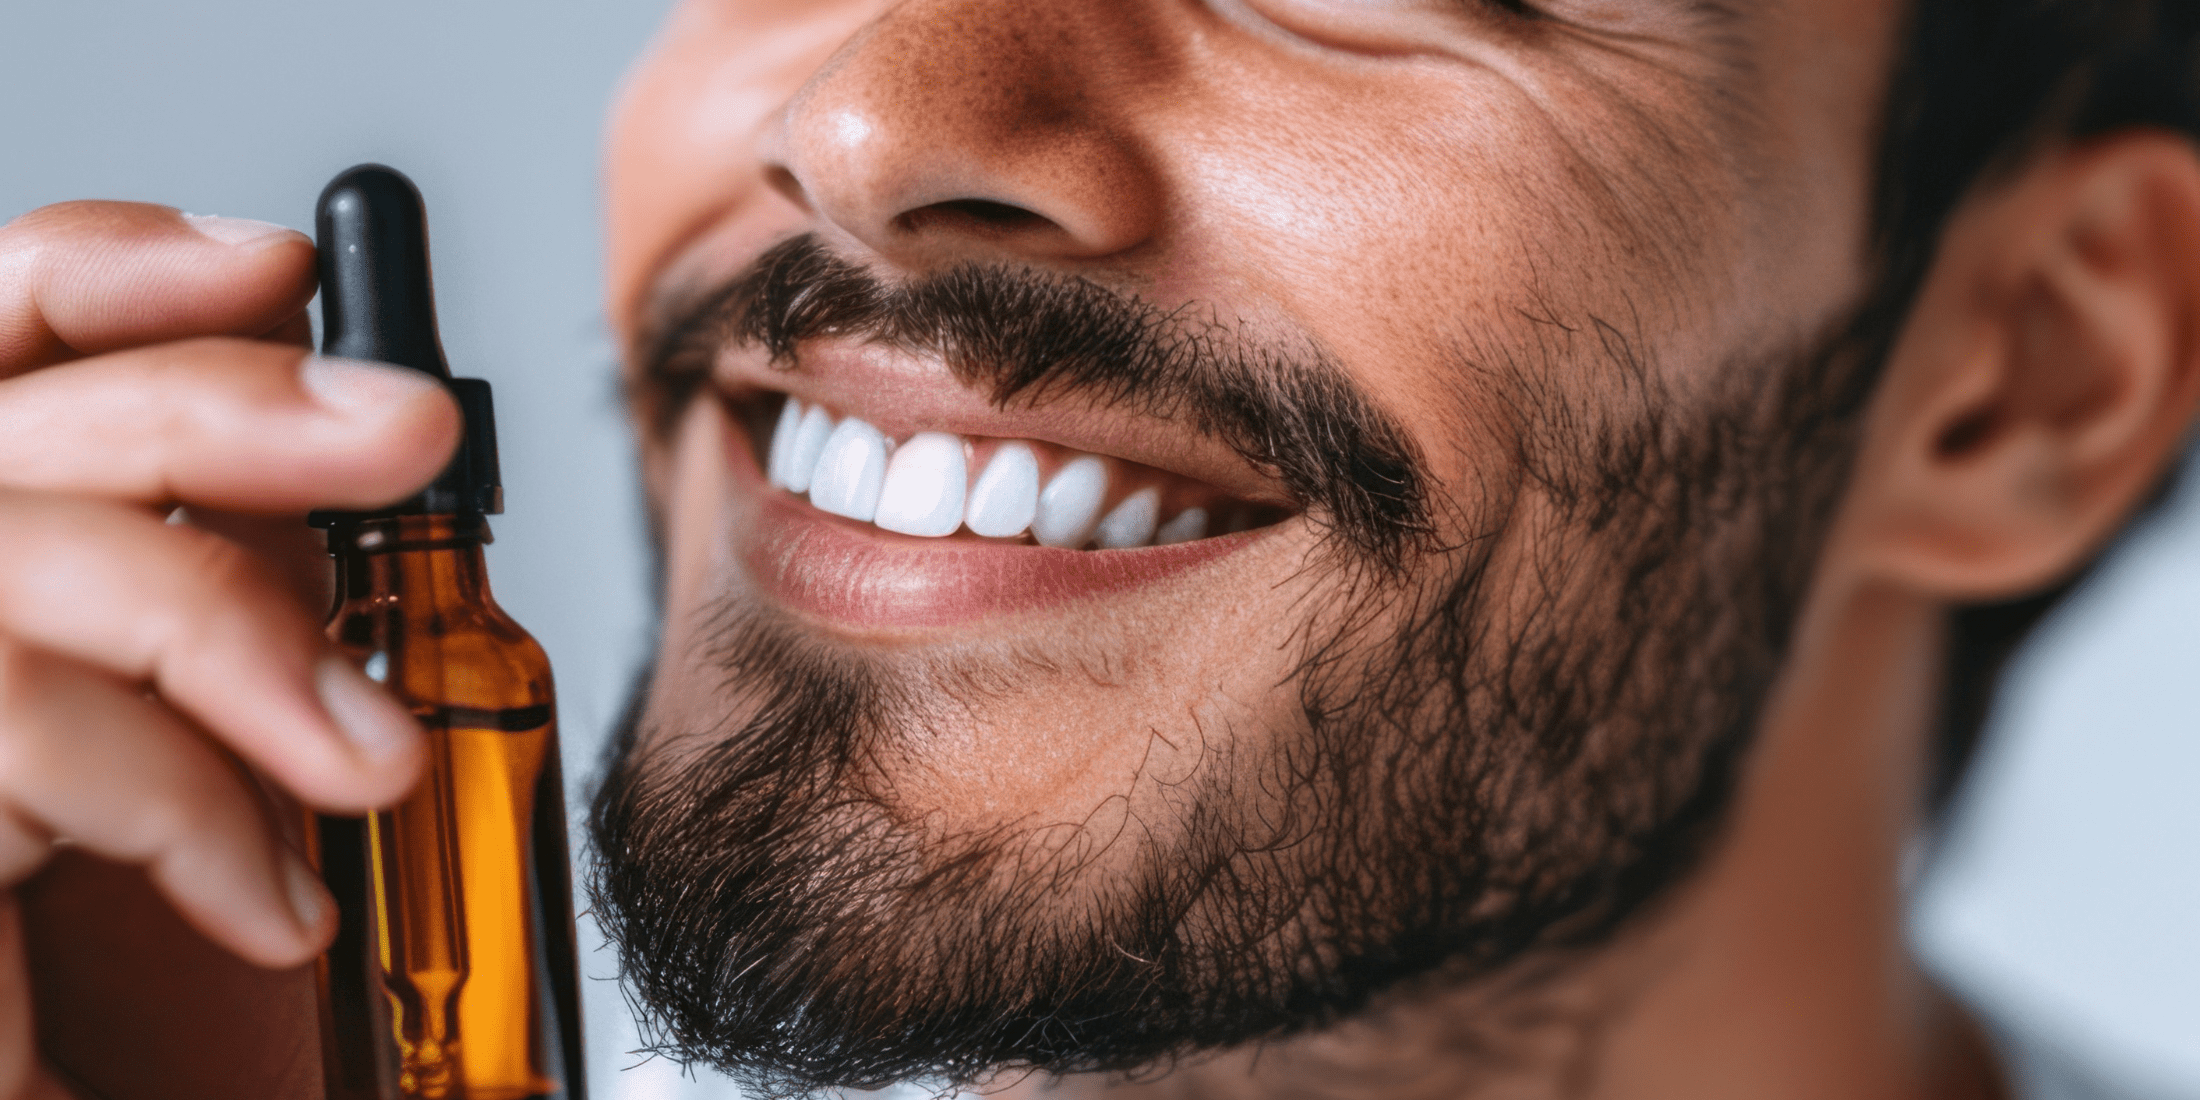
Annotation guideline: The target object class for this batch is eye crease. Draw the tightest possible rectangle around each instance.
[0,1,2148,1099]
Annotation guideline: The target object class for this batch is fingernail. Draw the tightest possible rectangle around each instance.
[182,213,297,249]
[315,654,422,761]
[281,847,330,935]
[299,356,442,415]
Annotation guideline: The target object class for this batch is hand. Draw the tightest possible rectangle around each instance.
[0,201,460,1098]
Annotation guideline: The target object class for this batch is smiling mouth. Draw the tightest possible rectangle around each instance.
[714,379,1301,629]
[731,391,1293,550]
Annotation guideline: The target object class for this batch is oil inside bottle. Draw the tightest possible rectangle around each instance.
[310,165,583,1100]
[371,711,467,1096]
[319,514,581,1100]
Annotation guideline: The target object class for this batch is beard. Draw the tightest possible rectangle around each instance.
[589,238,1875,1096]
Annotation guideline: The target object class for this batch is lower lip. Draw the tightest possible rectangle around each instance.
[729,449,1266,632]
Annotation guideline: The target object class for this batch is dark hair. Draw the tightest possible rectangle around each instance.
[1866,0,2200,808]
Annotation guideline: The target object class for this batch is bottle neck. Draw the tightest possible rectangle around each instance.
[327,513,495,609]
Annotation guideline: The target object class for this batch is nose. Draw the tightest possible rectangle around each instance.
[763,0,1166,268]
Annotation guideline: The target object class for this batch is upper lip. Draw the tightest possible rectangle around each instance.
[710,337,1297,507]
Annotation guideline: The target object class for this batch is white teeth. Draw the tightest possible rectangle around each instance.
[767,397,804,488]
[1095,487,1160,549]
[874,431,967,537]
[783,403,835,494]
[1154,507,1208,545]
[807,417,889,521]
[764,400,1242,548]
[1032,455,1109,548]
[964,443,1040,538]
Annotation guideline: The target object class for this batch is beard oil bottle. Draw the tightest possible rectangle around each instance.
[307,164,587,1100]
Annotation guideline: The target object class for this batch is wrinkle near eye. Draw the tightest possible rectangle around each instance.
[1218,0,1746,70]
[1530,0,1759,48]
[1212,0,1516,59]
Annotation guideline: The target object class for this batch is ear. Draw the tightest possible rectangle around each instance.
[1851,132,2200,602]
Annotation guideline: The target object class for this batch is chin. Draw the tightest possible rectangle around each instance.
[586,239,1852,1096]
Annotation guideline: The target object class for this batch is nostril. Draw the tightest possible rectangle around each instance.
[765,166,812,212]
[894,198,1055,237]
[935,199,1044,226]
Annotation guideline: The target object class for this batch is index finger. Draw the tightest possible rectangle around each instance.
[0,201,315,376]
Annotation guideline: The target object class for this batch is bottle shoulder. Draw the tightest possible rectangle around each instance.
[328,596,554,712]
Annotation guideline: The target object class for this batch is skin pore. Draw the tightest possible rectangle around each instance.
[0,1,2194,1098]
[588,0,2200,1096]
[2,2,2194,1099]
[588,0,1986,1096]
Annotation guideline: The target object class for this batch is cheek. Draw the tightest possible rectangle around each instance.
[652,402,742,665]
[1152,99,1551,498]
[604,0,891,335]
[1157,54,1809,503]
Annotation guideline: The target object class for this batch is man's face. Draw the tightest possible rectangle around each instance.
[593,0,1899,1090]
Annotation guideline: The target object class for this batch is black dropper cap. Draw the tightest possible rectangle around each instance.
[311,164,502,522]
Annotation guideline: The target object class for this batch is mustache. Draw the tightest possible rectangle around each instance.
[632,234,1432,565]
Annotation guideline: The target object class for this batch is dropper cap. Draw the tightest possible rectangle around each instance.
[313,164,503,520]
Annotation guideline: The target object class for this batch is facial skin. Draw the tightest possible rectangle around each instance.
[588,1,2200,1098]
[0,2,2193,1098]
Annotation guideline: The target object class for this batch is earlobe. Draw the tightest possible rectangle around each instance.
[1853,132,2200,602]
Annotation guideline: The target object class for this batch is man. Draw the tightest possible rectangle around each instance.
[0,1,2193,1098]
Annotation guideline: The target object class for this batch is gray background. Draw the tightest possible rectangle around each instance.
[2,3,2193,1098]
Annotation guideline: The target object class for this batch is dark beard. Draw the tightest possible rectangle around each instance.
[589,242,1874,1096]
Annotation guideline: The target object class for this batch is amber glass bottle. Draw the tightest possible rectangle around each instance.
[320,514,582,1100]
[307,165,585,1100]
